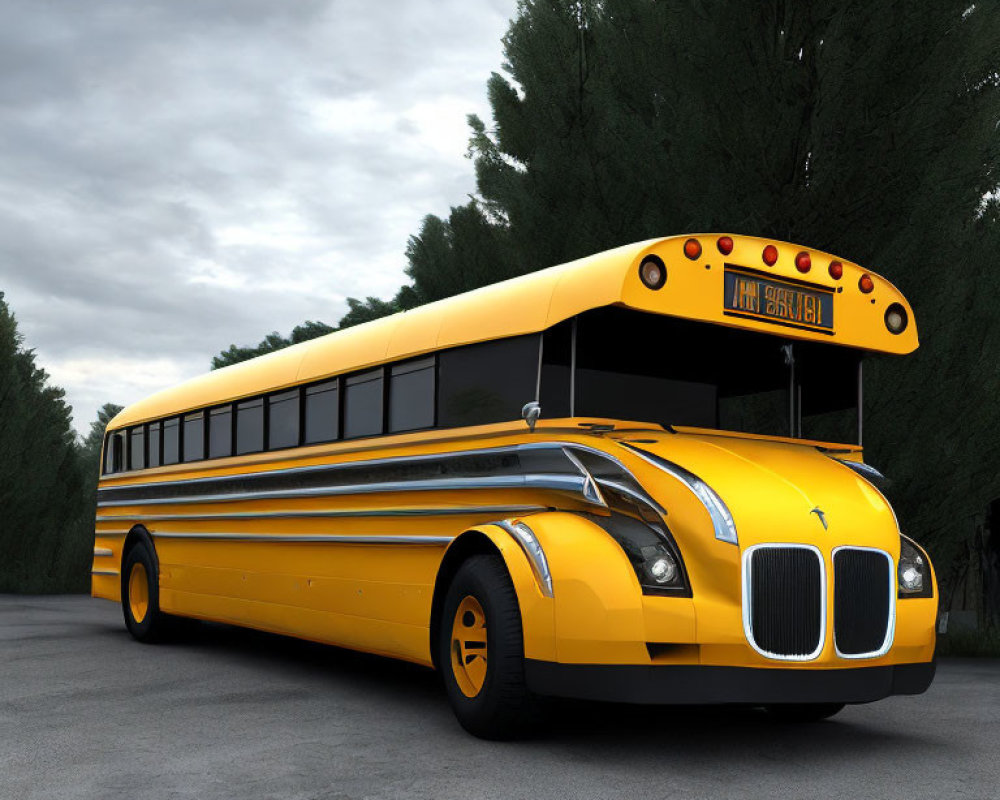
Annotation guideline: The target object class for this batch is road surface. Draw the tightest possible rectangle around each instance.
[1,594,996,799]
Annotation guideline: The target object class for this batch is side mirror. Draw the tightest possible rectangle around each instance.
[521,401,541,432]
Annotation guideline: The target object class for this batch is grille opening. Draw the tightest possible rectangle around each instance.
[834,548,892,656]
[747,547,823,659]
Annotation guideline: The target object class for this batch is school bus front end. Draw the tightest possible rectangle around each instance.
[499,430,936,707]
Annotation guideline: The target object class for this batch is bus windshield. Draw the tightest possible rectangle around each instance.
[565,306,861,444]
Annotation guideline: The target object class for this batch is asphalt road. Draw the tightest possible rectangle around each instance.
[1,595,997,800]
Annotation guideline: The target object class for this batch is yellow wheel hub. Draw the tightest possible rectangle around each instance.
[451,595,488,698]
[128,562,149,624]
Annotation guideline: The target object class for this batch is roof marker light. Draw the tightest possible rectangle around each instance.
[795,252,811,273]
[829,260,843,280]
[717,236,734,255]
[859,274,875,294]
[762,245,778,266]
[684,238,702,260]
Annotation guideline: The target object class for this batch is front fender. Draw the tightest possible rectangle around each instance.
[513,511,698,664]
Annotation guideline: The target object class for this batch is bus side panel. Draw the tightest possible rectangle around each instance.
[155,538,443,665]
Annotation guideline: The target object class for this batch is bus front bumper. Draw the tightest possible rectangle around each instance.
[523,660,935,705]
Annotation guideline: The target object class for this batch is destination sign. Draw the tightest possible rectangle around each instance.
[723,268,834,331]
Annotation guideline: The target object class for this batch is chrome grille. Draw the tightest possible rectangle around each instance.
[833,547,894,657]
[744,545,824,660]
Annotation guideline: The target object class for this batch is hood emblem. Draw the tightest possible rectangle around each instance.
[811,507,828,530]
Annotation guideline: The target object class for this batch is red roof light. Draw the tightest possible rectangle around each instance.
[717,236,734,255]
[762,245,778,266]
[795,252,811,272]
[829,261,843,280]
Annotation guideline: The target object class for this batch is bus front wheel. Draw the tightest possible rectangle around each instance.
[121,540,171,643]
[437,554,538,739]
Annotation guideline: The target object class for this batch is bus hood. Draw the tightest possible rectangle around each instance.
[616,432,899,550]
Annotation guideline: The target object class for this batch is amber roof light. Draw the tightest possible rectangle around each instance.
[684,238,702,260]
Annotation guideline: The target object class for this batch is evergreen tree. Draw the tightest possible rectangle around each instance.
[0,293,93,592]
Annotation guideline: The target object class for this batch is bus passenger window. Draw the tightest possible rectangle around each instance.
[437,336,540,428]
[162,417,180,465]
[268,389,300,450]
[209,405,232,458]
[236,398,264,454]
[104,431,125,474]
[147,421,161,467]
[304,381,339,444]
[129,426,145,471]
[344,370,383,439]
[389,357,435,432]
[183,412,205,462]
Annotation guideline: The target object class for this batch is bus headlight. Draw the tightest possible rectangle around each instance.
[589,513,690,595]
[898,534,932,598]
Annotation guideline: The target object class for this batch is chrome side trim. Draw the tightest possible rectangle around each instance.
[97,440,639,496]
[97,443,538,494]
[832,545,896,660]
[151,532,453,545]
[96,474,591,509]
[93,548,113,557]
[742,543,826,662]
[560,447,606,507]
[91,569,119,576]
[494,520,554,597]
[96,504,547,523]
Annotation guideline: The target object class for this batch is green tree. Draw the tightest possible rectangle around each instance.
[0,293,93,592]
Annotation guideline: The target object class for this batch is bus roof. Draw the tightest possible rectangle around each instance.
[110,234,917,429]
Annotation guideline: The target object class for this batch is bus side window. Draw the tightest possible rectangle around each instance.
[148,421,161,467]
[344,369,383,439]
[163,417,180,465]
[209,405,233,458]
[183,412,205,462]
[268,389,300,450]
[304,380,339,444]
[389,357,435,433]
[129,426,145,471]
[437,335,540,428]
[236,398,264,455]
[104,431,125,474]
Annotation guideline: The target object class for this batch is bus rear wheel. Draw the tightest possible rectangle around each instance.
[438,554,538,740]
[121,540,171,643]
[765,703,845,722]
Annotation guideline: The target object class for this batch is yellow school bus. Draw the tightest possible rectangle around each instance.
[93,234,936,738]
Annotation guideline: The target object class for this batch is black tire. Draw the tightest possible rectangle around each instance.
[121,539,171,643]
[765,703,845,722]
[437,554,539,739]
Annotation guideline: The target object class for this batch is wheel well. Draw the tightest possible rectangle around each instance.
[429,530,503,670]
[121,525,158,574]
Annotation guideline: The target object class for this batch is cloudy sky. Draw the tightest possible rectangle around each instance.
[0,0,516,433]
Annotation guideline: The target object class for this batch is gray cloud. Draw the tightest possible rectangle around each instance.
[0,0,514,431]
